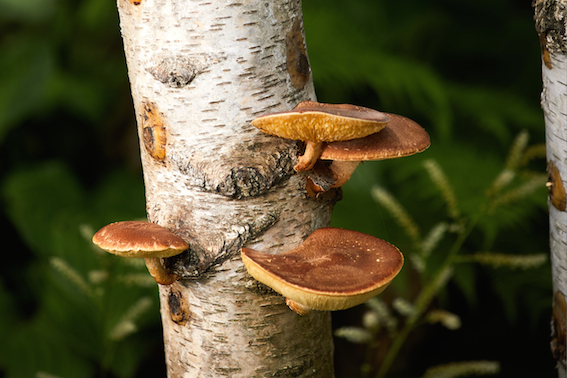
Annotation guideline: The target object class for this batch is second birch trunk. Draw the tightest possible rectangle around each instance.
[534,1,567,376]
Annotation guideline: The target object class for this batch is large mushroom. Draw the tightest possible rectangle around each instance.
[251,101,390,172]
[309,113,430,192]
[92,221,188,285]
[241,227,404,315]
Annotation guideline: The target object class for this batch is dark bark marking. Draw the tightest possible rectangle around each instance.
[168,286,191,325]
[551,291,566,362]
[548,160,566,211]
[244,276,280,296]
[169,211,280,278]
[534,0,567,55]
[539,33,553,69]
[286,19,310,90]
[305,163,334,196]
[141,101,167,162]
[147,56,197,88]
[172,137,297,199]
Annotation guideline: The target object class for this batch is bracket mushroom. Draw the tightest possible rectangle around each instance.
[92,221,188,285]
[251,101,390,172]
[241,227,404,315]
[309,113,430,192]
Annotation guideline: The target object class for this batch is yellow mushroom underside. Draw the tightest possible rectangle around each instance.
[251,112,387,143]
[102,246,184,258]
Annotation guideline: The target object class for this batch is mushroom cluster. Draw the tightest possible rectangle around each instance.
[242,100,431,314]
[91,101,429,313]
[252,101,430,192]
[251,101,391,172]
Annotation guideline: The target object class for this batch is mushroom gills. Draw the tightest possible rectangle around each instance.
[250,101,390,172]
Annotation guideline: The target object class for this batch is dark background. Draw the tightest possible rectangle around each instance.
[0,0,555,377]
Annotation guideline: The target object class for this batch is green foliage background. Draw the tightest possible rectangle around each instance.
[0,0,554,377]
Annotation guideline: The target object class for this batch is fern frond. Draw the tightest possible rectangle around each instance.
[422,360,500,378]
[487,131,533,197]
[371,185,421,245]
[415,267,454,313]
[50,257,94,298]
[365,297,398,333]
[410,254,426,274]
[109,320,137,341]
[88,270,109,285]
[486,169,515,197]
[109,296,153,340]
[36,372,64,378]
[425,309,461,330]
[459,252,547,270]
[392,297,416,318]
[422,160,460,220]
[489,173,547,211]
[519,143,546,166]
[79,223,95,241]
[334,326,374,344]
[362,310,380,330]
[421,222,449,259]
[80,223,106,255]
[411,223,450,273]
[504,130,529,171]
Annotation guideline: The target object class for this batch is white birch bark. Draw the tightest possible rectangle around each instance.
[534,1,567,376]
[116,0,339,376]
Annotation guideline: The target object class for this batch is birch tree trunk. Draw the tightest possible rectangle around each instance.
[116,0,339,376]
[534,1,567,376]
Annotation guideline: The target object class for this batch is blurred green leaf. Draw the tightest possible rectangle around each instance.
[2,161,156,378]
[0,0,56,23]
[3,162,84,258]
[0,0,551,376]
[3,315,94,378]
[0,36,53,144]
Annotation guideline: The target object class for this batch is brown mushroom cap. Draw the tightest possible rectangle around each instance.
[251,101,390,143]
[241,227,403,312]
[307,113,431,190]
[320,113,430,161]
[92,221,188,258]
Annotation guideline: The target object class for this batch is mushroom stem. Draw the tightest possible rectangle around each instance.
[294,141,323,172]
[286,298,313,315]
[329,161,361,188]
[144,257,178,285]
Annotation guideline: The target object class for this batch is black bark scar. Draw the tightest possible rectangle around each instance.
[166,211,280,278]
[171,137,298,199]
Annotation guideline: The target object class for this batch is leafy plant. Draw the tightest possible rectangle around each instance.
[0,0,552,376]
[333,132,549,377]
[0,162,160,378]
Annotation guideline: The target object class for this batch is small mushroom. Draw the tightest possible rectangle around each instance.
[313,113,430,191]
[241,227,404,315]
[92,221,188,285]
[251,101,390,172]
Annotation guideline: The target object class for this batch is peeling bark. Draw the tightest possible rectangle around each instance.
[116,0,338,376]
[534,1,567,376]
